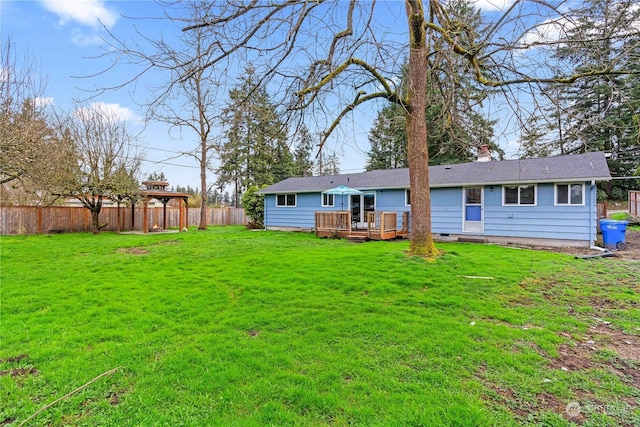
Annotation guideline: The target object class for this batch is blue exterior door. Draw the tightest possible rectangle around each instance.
[463,187,484,233]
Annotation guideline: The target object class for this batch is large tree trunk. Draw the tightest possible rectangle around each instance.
[199,141,208,230]
[91,209,101,234]
[406,0,439,257]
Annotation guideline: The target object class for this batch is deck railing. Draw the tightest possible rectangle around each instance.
[315,210,409,240]
[315,211,351,234]
[401,211,410,234]
[366,211,393,230]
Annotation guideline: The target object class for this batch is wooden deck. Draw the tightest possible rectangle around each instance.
[315,211,409,241]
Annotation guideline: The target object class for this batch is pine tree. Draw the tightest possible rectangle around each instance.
[147,171,167,182]
[366,103,408,170]
[316,151,340,176]
[365,76,502,170]
[293,125,315,177]
[217,67,294,205]
[529,0,640,197]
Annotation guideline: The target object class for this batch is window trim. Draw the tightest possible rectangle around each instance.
[405,189,411,206]
[321,193,334,207]
[276,193,297,207]
[555,183,585,206]
[502,184,537,206]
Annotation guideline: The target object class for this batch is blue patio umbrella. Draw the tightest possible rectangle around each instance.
[322,185,362,210]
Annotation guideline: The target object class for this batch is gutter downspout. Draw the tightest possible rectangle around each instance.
[588,179,606,251]
[263,195,268,230]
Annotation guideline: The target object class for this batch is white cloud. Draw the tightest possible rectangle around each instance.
[519,18,571,47]
[71,30,104,47]
[472,0,516,12]
[39,0,118,29]
[34,97,55,108]
[76,102,142,124]
[520,3,640,47]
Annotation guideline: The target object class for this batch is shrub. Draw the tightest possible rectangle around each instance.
[610,187,626,201]
[241,185,267,228]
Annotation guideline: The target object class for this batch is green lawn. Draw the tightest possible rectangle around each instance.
[1,227,639,426]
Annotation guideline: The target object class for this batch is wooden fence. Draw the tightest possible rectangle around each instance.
[0,206,247,235]
[596,203,607,233]
[630,191,640,217]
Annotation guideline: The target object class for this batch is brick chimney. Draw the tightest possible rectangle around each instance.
[477,144,492,162]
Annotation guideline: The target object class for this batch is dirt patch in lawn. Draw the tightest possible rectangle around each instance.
[0,367,39,377]
[0,354,38,378]
[481,321,640,424]
[0,354,29,364]
[106,390,124,406]
[545,229,640,261]
[612,229,640,261]
[116,247,150,255]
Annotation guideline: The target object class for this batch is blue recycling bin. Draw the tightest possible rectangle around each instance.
[600,219,628,249]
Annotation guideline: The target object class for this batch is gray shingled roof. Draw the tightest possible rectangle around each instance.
[258,152,611,194]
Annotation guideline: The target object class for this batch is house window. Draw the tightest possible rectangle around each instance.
[322,193,334,207]
[405,189,410,206]
[556,183,584,205]
[503,185,536,205]
[276,194,296,207]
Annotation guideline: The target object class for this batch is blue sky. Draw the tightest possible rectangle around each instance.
[2,0,523,190]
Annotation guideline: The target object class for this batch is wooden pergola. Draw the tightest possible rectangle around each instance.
[136,181,190,233]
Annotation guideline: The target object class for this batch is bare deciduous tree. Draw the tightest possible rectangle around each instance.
[50,103,142,234]
[98,1,225,230]
[0,38,66,205]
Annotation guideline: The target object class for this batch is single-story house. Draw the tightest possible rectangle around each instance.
[257,151,611,247]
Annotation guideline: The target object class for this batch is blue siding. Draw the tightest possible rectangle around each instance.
[375,189,410,229]
[264,181,597,244]
[264,193,326,229]
[431,188,463,233]
[480,183,595,241]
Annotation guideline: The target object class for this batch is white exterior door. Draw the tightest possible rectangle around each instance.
[463,187,484,233]
[351,193,376,227]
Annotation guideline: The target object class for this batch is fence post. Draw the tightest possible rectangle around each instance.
[630,190,639,217]
[36,206,43,234]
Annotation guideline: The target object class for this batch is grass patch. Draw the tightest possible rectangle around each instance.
[1,227,639,426]
[610,212,632,221]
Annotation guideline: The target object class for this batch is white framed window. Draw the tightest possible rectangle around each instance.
[556,183,584,205]
[405,189,411,206]
[503,185,536,206]
[276,194,296,207]
[322,193,334,207]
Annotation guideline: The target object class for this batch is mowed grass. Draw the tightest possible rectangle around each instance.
[1,227,639,426]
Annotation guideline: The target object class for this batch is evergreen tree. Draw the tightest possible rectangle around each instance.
[365,78,502,170]
[316,151,340,176]
[366,103,408,170]
[526,0,640,198]
[293,124,315,177]
[147,171,167,182]
[217,67,294,205]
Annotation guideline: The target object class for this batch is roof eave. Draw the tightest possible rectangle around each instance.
[258,176,611,194]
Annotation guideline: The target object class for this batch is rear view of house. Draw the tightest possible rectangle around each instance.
[257,152,611,247]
